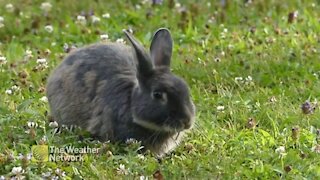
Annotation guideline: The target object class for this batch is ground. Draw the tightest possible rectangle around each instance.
[0,0,320,179]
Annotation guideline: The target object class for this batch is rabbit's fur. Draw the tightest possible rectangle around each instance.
[46,28,195,156]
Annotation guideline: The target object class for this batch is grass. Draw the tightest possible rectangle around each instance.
[0,0,320,179]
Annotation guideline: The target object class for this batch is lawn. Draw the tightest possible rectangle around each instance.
[0,0,320,179]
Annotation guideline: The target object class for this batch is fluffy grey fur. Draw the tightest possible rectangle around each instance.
[46,28,195,156]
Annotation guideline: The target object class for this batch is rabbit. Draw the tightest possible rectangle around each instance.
[46,28,196,156]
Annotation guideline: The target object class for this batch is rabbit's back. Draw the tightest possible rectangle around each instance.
[47,43,137,139]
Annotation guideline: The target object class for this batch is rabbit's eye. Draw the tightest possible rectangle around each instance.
[152,91,164,100]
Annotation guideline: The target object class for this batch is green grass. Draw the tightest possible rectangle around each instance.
[1,0,320,179]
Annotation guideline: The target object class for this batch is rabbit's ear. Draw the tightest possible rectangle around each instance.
[150,28,173,68]
[124,30,153,77]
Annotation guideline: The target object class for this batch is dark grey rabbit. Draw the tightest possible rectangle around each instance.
[46,28,195,156]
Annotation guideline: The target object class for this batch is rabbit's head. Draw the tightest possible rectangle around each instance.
[124,28,195,133]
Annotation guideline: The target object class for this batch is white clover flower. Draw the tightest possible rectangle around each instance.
[106,150,113,156]
[227,44,234,49]
[292,11,298,18]
[91,16,101,24]
[141,0,149,4]
[27,121,38,128]
[51,176,59,180]
[11,166,23,175]
[49,121,59,128]
[119,164,126,169]
[216,105,225,111]
[11,85,20,92]
[40,96,48,102]
[25,49,33,59]
[40,2,52,12]
[269,96,277,103]
[26,153,32,160]
[234,77,243,82]
[17,153,32,161]
[139,176,148,180]
[0,175,5,180]
[116,38,125,44]
[55,168,62,174]
[245,76,253,82]
[44,25,53,33]
[55,168,66,177]
[77,16,84,21]
[36,58,48,70]
[37,58,47,64]
[76,15,86,25]
[63,43,69,50]
[5,3,14,12]
[275,146,286,154]
[244,75,254,86]
[5,89,12,95]
[37,64,48,70]
[266,37,276,43]
[100,34,109,41]
[117,164,128,175]
[17,153,24,160]
[126,138,139,144]
[102,13,110,19]
[135,4,141,9]
[24,129,30,134]
[0,56,7,64]
[175,2,181,8]
[41,135,48,142]
[42,171,52,178]
[137,154,145,160]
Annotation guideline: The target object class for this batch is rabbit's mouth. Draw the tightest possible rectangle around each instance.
[132,115,192,133]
